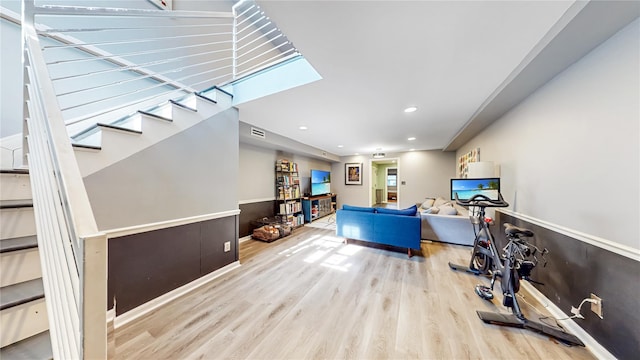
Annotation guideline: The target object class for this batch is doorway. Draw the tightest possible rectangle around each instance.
[369,158,399,209]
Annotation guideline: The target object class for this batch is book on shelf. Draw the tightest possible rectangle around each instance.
[276,159,298,173]
[279,201,302,215]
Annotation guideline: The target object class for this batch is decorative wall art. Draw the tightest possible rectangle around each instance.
[458,148,480,178]
[345,163,363,185]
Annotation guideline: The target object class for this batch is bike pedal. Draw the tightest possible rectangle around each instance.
[475,285,494,300]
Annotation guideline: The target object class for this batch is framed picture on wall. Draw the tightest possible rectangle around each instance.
[345,163,362,185]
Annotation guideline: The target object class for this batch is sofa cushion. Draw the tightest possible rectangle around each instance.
[438,205,458,215]
[342,204,376,212]
[377,205,418,216]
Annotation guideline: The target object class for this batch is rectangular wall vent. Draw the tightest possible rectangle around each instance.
[250,127,266,139]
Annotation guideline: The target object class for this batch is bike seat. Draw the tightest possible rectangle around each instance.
[504,223,534,237]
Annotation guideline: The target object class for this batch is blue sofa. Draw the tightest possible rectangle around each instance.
[336,205,421,257]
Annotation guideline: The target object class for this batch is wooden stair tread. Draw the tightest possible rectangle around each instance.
[170,99,197,112]
[71,143,102,150]
[0,200,33,209]
[0,330,52,360]
[0,169,29,175]
[0,278,44,311]
[0,236,38,253]
[97,122,143,134]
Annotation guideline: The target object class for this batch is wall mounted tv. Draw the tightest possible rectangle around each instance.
[311,169,331,196]
[450,178,501,201]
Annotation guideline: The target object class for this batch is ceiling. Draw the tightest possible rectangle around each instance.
[3,0,635,157]
[235,0,573,157]
[231,0,638,158]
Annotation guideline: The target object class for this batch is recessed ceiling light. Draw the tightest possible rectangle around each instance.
[337,145,344,148]
[299,126,308,130]
[375,147,383,151]
[355,153,360,155]
[408,137,416,141]
[410,148,415,151]
[404,106,418,113]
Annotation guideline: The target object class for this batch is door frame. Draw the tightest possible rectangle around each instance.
[368,158,400,207]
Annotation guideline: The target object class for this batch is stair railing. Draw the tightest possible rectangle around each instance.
[23,1,107,359]
[20,1,303,357]
[232,0,301,79]
[23,0,300,139]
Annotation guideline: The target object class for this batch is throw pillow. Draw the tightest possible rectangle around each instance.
[433,197,448,207]
[438,205,458,215]
[342,204,375,212]
[421,198,435,209]
[377,205,418,216]
[421,206,439,214]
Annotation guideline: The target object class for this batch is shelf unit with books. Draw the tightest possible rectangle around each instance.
[302,193,337,223]
[275,159,304,228]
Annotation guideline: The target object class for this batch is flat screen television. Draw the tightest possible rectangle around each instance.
[450,178,500,201]
[311,169,331,196]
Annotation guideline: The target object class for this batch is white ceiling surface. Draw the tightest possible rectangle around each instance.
[235,0,575,157]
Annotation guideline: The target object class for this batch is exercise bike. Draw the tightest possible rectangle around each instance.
[448,193,584,347]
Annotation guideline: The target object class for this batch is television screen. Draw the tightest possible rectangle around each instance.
[311,169,331,196]
[450,178,500,201]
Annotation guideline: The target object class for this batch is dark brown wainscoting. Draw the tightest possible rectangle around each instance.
[108,215,238,315]
[238,200,276,237]
[495,211,639,360]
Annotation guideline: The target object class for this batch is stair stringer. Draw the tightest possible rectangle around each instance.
[74,91,232,177]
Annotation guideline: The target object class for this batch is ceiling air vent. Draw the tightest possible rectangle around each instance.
[250,127,266,139]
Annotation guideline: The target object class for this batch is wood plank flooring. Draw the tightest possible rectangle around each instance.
[111,227,595,359]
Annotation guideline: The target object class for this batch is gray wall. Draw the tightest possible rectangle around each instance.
[332,150,456,209]
[456,19,639,358]
[84,108,239,230]
[0,18,22,137]
[456,18,639,250]
[237,142,332,236]
[238,142,332,203]
[0,0,163,138]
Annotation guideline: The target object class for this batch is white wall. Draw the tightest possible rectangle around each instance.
[333,150,456,209]
[457,18,639,250]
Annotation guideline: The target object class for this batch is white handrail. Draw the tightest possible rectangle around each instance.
[23,1,107,358]
[19,1,302,358]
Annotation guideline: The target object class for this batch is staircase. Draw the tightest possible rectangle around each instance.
[0,169,53,359]
[0,1,306,357]
[71,87,233,177]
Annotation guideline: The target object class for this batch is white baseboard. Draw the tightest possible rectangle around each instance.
[521,282,615,360]
[113,261,241,329]
[106,308,115,324]
[239,235,252,243]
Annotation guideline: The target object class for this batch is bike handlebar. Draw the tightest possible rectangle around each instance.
[455,193,509,208]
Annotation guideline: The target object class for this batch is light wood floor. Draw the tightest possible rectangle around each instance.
[111,227,595,359]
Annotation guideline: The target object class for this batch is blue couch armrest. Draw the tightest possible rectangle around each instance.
[336,209,375,241]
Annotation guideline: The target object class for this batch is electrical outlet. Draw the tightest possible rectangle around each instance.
[224,241,231,252]
[590,293,603,319]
